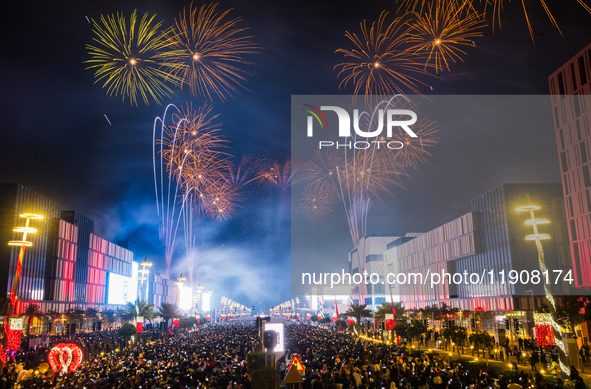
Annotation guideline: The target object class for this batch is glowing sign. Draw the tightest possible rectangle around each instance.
[262,322,285,353]
[107,273,137,305]
[179,287,192,310]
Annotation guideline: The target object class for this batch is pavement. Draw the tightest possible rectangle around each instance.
[426,344,591,385]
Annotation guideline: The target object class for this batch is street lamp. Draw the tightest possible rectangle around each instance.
[6,212,43,350]
[174,274,186,306]
[516,203,570,376]
[137,257,152,302]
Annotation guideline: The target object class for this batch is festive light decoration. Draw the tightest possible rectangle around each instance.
[136,316,144,334]
[48,343,83,375]
[5,318,24,351]
[517,204,570,376]
[535,324,554,346]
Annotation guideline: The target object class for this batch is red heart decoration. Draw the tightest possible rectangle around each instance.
[48,343,83,374]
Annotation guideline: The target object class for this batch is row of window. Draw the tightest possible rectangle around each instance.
[399,234,476,272]
[397,213,474,258]
[89,235,133,263]
[50,279,75,302]
[550,47,591,101]
[58,220,78,242]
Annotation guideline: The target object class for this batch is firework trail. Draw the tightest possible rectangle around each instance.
[85,10,177,106]
[161,2,261,101]
[153,104,191,274]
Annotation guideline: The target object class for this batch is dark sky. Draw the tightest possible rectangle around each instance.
[1,0,590,308]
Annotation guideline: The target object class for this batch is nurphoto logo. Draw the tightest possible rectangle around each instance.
[304,104,417,150]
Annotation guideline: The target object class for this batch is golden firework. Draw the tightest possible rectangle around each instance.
[161,2,260,101]
[85,10,176,106]
[198,180,240,221]
[160,103,228,184]
[256,159,294,190]
[302,149,345,198]
[408,0,485,74]
[390,116,439,169]
[300,185,335,222]
[335,11,430,100]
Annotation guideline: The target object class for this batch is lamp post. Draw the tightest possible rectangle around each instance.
[174,274,186,306]
[137,257,152,302]
[516,203,570,377]
[6,212,43,352]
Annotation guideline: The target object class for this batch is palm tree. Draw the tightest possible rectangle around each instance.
[65,308,85,334]
[85,308,99,331]
[101,310,118,330]
[20,303,44,335]
[121,300,156,322]
[344,303,372,335]
[159,303,178,335]
[46,310,62,334]
[374,302,405,342]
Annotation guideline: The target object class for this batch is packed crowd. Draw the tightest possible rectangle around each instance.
[0,321,587,389]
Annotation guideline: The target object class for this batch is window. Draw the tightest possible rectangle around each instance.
[574,94,581,118]
[579,56,588,86]
[571,63,578,90]
[581,142,588,164]
[571,219,578,241]
[569,196,574,218]
[366,254,383,263]
[558,73,566,96]
[561,151,568,172]
[559,129,565,149]
[584,165,591,188]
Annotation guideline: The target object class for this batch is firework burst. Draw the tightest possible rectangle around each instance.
[198,180,240,221]
[335,11,430,100]
[408,0,485,74]
[160,102,227,184]
[85,10,176,106]
[299,185,335,222]
[302,149,345,198]
[256,158,294,190]
[161,2,260,101]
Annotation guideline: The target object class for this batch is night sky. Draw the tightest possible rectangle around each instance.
[1,0,591,308]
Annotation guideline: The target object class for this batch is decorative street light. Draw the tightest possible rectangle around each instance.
[516,203,570,376]
[174,274,186,306]
[5,212,43,351]
[137,257,152,302]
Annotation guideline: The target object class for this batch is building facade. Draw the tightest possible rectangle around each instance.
[0,183,179,314]
[549,42,591,287]
[396,184,571,312]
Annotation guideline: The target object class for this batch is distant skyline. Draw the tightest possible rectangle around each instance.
[1,0,591,306]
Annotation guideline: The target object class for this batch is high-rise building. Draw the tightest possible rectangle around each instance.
[397,184,571,313]
[0,184,140,313]
[0,184,60,305]
[549,42,591,287]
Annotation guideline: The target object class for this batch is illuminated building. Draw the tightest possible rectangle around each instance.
[0,184,60,309]
[549,42,591,287]
[0,184,139,314]
[60,211,94,302]
[396,184,571,315]
[45,219,78,306]
[349,234,421,309]
[148,272,176,307]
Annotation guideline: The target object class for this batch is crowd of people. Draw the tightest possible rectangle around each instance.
[0,321,587,389]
